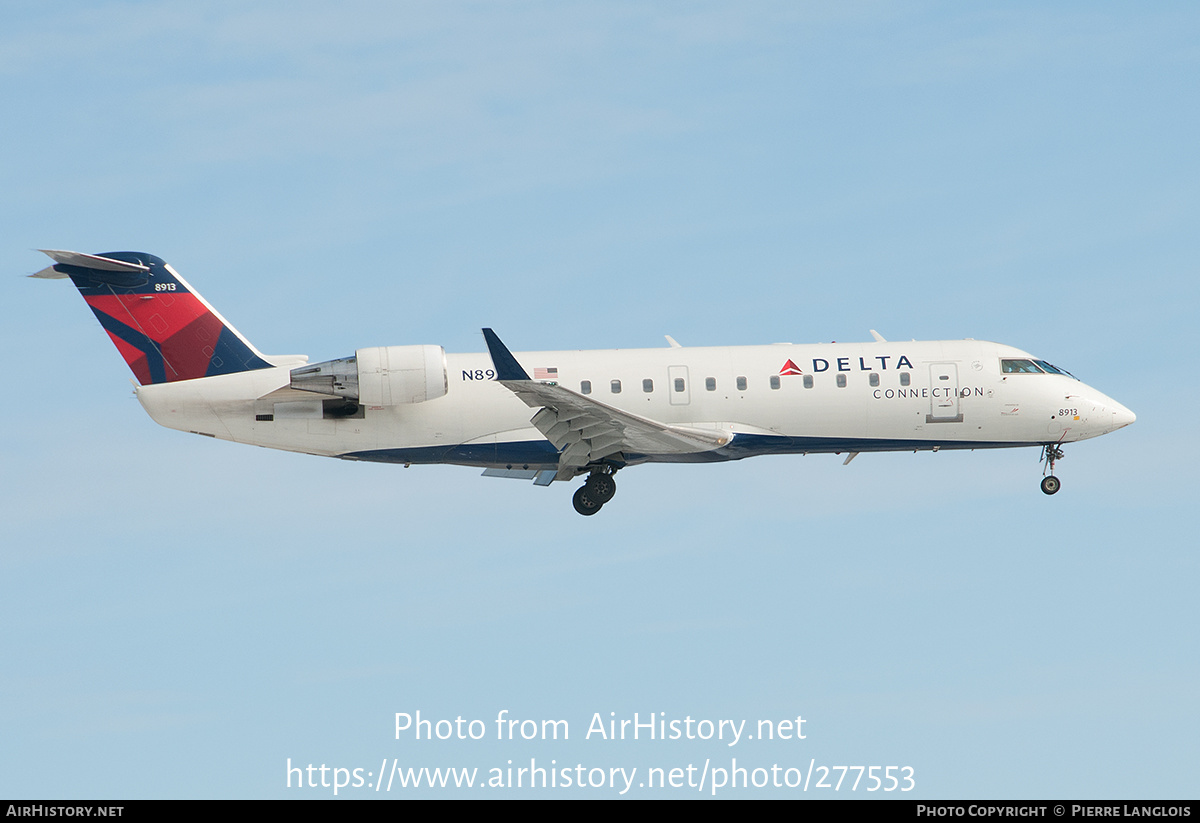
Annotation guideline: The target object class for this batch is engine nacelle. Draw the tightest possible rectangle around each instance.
[290,345,447,406]
[357,345,447,405]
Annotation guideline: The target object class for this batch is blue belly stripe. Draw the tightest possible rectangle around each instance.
[340,433,1045,469]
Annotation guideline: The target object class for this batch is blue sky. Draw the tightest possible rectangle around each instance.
[2,1,1196,798]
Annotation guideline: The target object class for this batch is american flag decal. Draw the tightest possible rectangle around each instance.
[534,367,558,379]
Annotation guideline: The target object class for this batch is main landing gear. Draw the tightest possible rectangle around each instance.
[571,469,618,516]
[1040,444,1064,495]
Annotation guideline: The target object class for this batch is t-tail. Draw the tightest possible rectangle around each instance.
[32,249,274,385]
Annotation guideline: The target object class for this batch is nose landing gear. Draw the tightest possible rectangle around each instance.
[1040,444,1064,495]
[571,468,618,515]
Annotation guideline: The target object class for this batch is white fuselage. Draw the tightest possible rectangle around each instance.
[134,338,1135,471]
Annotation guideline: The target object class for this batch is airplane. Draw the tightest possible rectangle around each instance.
[32,249,1136,515]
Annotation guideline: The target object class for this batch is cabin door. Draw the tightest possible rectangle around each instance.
[927,363,963,423]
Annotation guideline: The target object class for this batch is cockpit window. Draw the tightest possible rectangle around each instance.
[1033,360,1077,379]
[1001,359,1079,379]
[1001,359,1045,374]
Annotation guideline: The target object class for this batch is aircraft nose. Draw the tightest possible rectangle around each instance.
[1112,403,1136,430]
[1068,387,1135,438]
[1093,398,1135,434]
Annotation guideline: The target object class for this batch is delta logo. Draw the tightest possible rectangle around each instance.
[778,359,803,376]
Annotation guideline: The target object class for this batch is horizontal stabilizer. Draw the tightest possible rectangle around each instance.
[33,249,152,289]
[37,249,151,273]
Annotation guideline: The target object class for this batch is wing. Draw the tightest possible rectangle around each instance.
[482,329,729,481]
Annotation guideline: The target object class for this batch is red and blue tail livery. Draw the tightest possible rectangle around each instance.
[33,249,271,385]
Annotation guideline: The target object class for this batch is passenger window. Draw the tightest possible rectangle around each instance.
[674,378,685,393]
[580,380,591,395]
[770,375,781,390]
[803,375,814,389]
[705,377,716,391]
[900,372,910,386]
[836,374,847,388]
[869,373,879,387]
[736,376,747,391]
[611,379,622,394]
[643,379,654,393]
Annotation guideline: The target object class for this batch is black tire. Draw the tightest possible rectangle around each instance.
[1041,476,1061,495]
[585,473,617,505]
[572,486,603,515]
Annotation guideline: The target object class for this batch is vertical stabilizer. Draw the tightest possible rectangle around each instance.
[34,249,272,385]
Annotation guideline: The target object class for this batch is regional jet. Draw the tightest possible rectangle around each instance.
[33,250,1136,515]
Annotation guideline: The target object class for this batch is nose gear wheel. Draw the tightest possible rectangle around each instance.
[1039,444,1065,495]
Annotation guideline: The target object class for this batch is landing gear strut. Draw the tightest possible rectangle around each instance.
[1040,444,1064,495]
[571,468,618,515]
